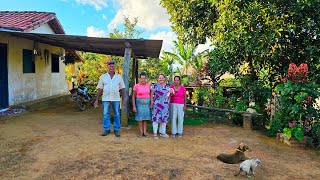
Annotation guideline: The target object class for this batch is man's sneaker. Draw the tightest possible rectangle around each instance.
[178,134,183,138]
[114,130,121,137]
[160,133,169,138]
[101,130,111,136]
[172,134,176,137]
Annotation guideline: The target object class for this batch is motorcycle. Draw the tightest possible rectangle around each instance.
[69,84,95,111]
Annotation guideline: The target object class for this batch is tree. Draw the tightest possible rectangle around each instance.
[165,40,195,75]
[162,0,320,96]
[108,17,169,85]
[139,58,167,83]
[65,53,111,92]
[107,17,144,71]
[160,0,217,44]
[164,39,211,85]
[109,17,143,39]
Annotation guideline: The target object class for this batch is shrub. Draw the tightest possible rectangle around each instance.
[271,63,320,142]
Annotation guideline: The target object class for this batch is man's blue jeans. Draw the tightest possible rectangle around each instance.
[102,101,121,131]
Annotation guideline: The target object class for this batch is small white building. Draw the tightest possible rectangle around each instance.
[0,11,81,108]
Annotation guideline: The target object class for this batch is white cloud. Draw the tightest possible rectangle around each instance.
[76,0,108,10]
[108,0,171,30]
[149,31,177,53]
[195,38,215,54]
[86,26,105,37]
[102,14,107,20]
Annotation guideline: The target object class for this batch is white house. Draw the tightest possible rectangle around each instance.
[0,11,81,108]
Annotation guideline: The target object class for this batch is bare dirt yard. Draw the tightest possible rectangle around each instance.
[1,103,320,180]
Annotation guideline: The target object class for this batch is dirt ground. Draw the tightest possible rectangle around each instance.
[0,103,320,180]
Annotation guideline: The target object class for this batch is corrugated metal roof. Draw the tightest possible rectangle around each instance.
[0,31,163,59]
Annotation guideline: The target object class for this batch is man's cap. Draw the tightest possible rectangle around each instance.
[108,60,115,65]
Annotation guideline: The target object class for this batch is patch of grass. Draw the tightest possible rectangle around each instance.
[128,119,138,126]
[184,117,211,126]
[185,110,230,125]
[128,109,229,133]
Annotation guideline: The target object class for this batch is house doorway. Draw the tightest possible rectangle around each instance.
[0,43,9,108]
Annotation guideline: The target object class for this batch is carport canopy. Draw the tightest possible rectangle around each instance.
[0,30,163,58]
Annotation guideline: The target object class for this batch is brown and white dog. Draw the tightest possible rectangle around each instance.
[216,143,251,164]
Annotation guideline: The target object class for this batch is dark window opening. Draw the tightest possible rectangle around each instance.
[23,49,35,73]
[52,54,60,73]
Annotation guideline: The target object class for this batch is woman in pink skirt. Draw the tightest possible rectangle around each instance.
[132,72,151,137]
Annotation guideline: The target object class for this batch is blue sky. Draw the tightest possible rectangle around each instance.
[0,0,179,52]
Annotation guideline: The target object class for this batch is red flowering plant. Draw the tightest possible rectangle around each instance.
[275,63,320,142]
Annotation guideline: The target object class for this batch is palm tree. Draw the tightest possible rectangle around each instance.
[192,49,209,72]
[165,40,196,75]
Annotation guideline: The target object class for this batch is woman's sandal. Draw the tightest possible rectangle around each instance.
[137,132,143,138]
[143,133,149,138]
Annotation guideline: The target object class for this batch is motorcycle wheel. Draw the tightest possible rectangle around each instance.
[76,95,86,111]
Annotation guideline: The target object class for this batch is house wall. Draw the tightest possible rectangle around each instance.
[0,33,68,105]
[30,24,55,34]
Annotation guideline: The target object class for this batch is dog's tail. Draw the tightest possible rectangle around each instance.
[216,154,226,162]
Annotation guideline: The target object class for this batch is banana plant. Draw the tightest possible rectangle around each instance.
[164,40,196,75]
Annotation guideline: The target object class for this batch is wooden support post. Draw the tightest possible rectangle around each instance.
[70,63,76,89]
[135,58,139,84]
[121,47,131,127]
[131,57,136,87]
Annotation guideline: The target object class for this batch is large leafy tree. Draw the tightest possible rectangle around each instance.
[161,0,217,44]
[161,0,320,93]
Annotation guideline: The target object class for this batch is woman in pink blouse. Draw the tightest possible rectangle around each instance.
[170,76,187,137]
[132,73,151,137]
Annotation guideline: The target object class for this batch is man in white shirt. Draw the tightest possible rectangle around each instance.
[94,60,125,137]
